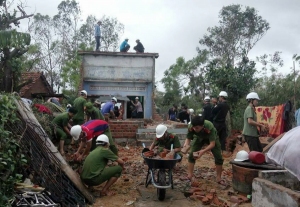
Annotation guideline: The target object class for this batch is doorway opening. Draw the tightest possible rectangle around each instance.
[127,96,144,119]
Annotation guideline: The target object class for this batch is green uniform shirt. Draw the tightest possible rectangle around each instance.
[52,112,70,129]
[187,120,217,143]
[86,106,104,120]
[153,133,181,151]
[81,146,118,180]
[73,97,87,124]
[243,105,259,137]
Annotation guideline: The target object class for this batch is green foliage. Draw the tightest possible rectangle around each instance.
[61,54,81,91]
[206,59,257,107]
[0,94,28,206]
[78,15,124,52]
[199,4,270,66]
[0,1,33,92]
[0,30,31,48]
[257,73,300,107]
[100,16,124,51]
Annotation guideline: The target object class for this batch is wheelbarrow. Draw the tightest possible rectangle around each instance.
[142,146,181,201]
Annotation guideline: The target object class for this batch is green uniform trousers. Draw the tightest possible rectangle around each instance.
[81,165,122,186]
[188,139,223,165]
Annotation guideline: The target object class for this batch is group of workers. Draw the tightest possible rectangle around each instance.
[51,90,146,196]
[94,20,144,53]
[51,88,265,197]
[52,90,121,157]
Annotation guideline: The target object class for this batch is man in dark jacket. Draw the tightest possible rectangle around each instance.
[211,91,229,154]
[133,39,144,53]
[202,96,213,122]
[178,106,190,124]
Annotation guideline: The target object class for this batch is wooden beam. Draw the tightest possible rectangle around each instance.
[262,133,286,154]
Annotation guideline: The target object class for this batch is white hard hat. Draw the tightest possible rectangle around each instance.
[67,104,72,108]
[219,91,228,97]
[156,124,167,138]
[234,150,249,162]
[246,92,260,100]
[70,125,82,141]
[135,97,139,100]
[96,134,110,146]
[80,90,87,96]
[204,96,210,101]
[112,97,117,102]
[189,108,194,114]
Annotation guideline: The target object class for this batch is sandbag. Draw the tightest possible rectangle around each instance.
[266,126,300,180]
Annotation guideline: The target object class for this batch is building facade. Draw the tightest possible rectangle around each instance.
[79,51,159,119]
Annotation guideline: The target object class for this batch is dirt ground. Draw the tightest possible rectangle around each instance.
[79,144,253,207]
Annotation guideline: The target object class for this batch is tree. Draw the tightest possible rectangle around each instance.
[161,49,209,100]
[199,4,270,66]
[206,57,257,106]
[100,16,124,51]
[78,15,97,50]
[78,15,124,52]
[0,0,33,92]
[28,13,62,91]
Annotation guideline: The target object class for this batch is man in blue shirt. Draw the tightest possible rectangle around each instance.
[120,38,130,52]
[101,97,117,119]
[95,21,101,51]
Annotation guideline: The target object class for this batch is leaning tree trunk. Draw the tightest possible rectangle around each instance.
[2,47,13,93]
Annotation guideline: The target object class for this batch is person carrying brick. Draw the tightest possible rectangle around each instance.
[149,124,182,159]
[85,102,105,121]
[73,90,88,125]
[52,107,78,156]
[182,115,227,187]
[70,119,118,161]
[81,135,125,197]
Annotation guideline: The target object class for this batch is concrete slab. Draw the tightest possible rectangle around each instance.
[252,171,300,207]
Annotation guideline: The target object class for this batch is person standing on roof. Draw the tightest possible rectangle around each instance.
[95,21,102,51]
[52,107,77,156]
[120,38,130,52]
[211,91,230,155]
[243,92,265,152]
[133,39,144,53]
[202,96,213,122]
[149,124,182,159]
[73,90,88,125]
[131,97,143,118]
[70,119,118,161]
[85,102,105,121]
[101,97,117,119]
[80,134,124,197]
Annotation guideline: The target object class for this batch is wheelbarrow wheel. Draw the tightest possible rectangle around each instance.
[157,170,166,201]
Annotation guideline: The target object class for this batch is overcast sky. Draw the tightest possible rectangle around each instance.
[20,0,300,91]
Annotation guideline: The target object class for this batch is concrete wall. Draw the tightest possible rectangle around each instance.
[252,170,300,207]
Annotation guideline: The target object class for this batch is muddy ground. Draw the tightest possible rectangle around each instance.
[66,143,253,207]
